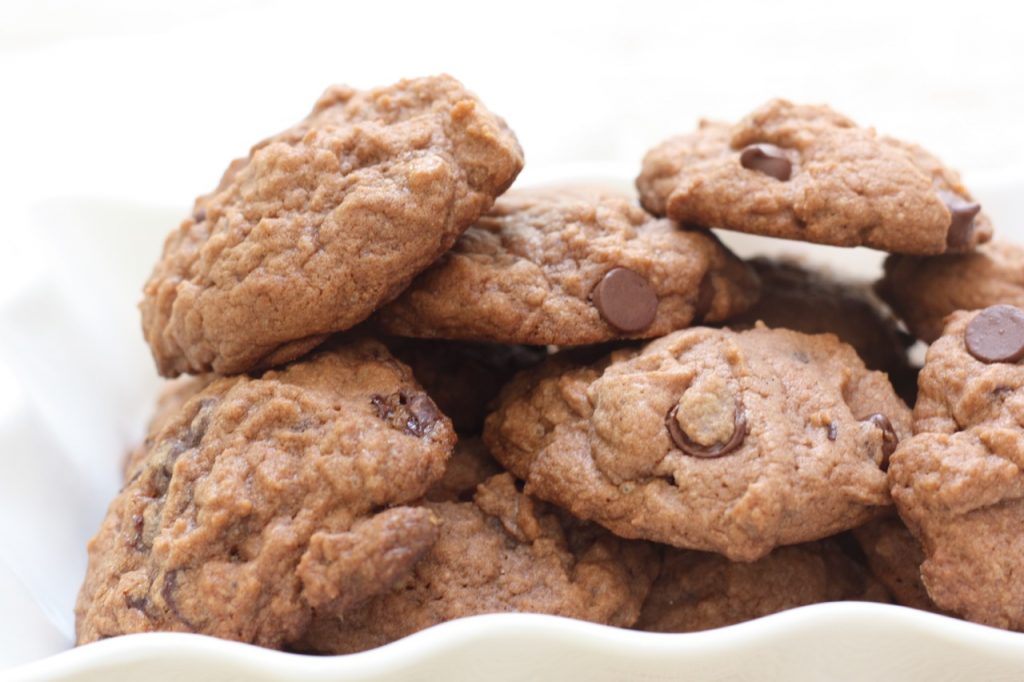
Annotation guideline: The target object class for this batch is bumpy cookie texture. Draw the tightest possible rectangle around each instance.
[878,242,1024,344]
[889,307,1024,629]
[124,375,216,479]
[637,540,888,632]
[383,337,547,434]
[375,186,759,345]
[852,515,938,611]
[297,473,659,654]
[485,326,910,561]
[76,339,455,647]
[637,99,991,255]
[729,257,911,378]
[142,74,523,377]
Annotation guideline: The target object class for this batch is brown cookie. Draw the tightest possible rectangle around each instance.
[890,306,1024,629]
[424,436,502,503]
[297,473,658,654]
[142,75,523,377]
[637,99,991,255]
[124,375,216,479]
[637,540,888,633]
[878,242,1024,344]
[851,515,939,612]
[484,326,910,561]
[375,186,759,345]
[76,339,455,647]
[383,337,547,434]
[729,257,911,378]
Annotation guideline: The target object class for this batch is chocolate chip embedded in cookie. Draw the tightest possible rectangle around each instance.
[484,325,910,561]
[374,186,759,346]
[296,473,659,654]
[636,99,992,255]
[637,540,888,633]
[878,243,1024,344]
[75,339,455,648]
[851,515,939,612]
[142,74,523,377]
[728,257,912,379]
[124,375,216,479]
[889,307,1024,629]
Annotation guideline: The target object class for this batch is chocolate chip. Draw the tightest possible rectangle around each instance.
[827,422,838,441]
[739,144,792,181]
[193,208,207,223]
[161,570,195,627]
[864,413,898,470]
[965,305,1024,364]
[665,403,748,458]
[939,190,981,249]
[692,274,716,324]
[591,267,658,333]
[371,391,442,437]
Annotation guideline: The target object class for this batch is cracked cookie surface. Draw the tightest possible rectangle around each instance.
[375,186,759,345]
[637,99,991,255]
[142,74,523,376]
[890,306,1024,628]
[484,326,910,561]
[637,539,887,632]
[76,339,455,647]
[297,473,658,653]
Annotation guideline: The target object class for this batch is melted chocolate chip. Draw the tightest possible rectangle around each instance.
[591,267,658,333]
[739,144,792,181]
[865,413,898,470]
[371,391,442,437]
[939,190,981,249]
[160,570,194,627]
[124,594,149,614]
[827,422,838,441]
[965,305,1024,364]
[665,403,748,458]
[193,208,207,223]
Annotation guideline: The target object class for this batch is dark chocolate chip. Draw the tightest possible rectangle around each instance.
[864,413,898,470]
[939,190,981,249]
[161,570,195,627]
[965,305,1024,364]
[827,422,838,441]
[665,403,748,458]
[591,267,658,333]
[124,594,150,614]
[371,391,442,437]
[739,144,792,181]
[692,274,716,324]
[193,208,207,223]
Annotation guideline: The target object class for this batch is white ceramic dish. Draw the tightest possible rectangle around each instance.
[1,167,1022,682]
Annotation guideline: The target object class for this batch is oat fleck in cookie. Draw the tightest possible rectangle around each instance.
[76,339,455,647]
[375,186,759,345]
[485,326,909,561]
[889,306,1024,629]
[637,540,888,633]
[142,75,523,377]
[878,242,1024,344]
[297,473,658,654]
[637,99,991,255]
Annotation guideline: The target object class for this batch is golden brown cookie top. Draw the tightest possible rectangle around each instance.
[142,74,523,377]
[484,325,910,561]
[375,186,759,345]
[298,473,658,654]
[76,339,455,647]
[637,99,991,255]
[637,540,888,633]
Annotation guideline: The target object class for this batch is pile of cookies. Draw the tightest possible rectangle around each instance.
[75,74,1023,652]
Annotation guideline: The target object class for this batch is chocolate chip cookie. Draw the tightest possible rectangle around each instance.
[878,242,1024,344]
[637,540,888,633]
[889,305,1024,629]
[729,257,911,378]
[424,436,502,503]
[851,515,938,612]
[297,473,658,654]
[76,339,455,647]
[124,375,216,479]
[637,99,991,255]
[142,74,523,377]
[484,325,910,561]
[375,186,759,345]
